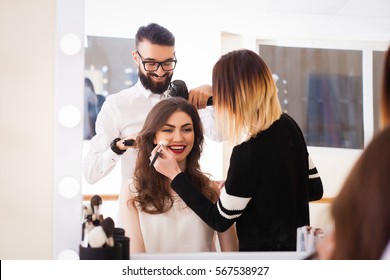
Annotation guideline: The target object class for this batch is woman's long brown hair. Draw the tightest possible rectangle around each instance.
[131,97,217,214]
[331,125,390,259]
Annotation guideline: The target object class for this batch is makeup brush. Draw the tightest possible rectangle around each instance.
[149,139,169,167]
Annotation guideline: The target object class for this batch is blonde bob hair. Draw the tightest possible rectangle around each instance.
[212,49,282,144]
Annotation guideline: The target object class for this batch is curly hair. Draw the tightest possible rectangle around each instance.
[131,97,217,214]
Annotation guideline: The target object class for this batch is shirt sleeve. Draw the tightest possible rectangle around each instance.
[197,106,223,142]
[307,155,324,201]
[83,96,122,184]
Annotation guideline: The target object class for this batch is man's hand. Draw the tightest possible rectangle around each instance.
[117,135,137,150]
[188,84,212,109]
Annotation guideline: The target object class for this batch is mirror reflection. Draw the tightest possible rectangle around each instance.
[80,0,389,259]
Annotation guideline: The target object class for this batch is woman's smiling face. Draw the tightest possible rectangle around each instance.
[154,110,194,169]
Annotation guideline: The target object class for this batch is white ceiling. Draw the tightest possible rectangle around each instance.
[217,0,390,42]
[85,0,390,43]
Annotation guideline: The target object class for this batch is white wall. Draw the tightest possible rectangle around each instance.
[0,0,56,259]
[0,0,84,260]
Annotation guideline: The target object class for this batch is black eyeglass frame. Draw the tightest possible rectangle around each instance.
[137,51,177,72]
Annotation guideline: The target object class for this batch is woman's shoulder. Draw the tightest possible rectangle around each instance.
[124,178,137,193]
[250,113,299,141]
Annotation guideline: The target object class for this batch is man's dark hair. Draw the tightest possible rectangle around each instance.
[135,23,175,48]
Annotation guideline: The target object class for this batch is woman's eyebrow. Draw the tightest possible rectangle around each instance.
[162,123,192,128]
[162,124,175,128]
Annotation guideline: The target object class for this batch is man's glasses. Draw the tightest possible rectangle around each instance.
[137,51,177,72]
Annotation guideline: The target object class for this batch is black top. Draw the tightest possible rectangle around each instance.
[171,113,323,251]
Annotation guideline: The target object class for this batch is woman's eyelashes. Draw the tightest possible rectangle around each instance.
[160,125,193,134]
[179,124,193,133]
[182,127,193,133]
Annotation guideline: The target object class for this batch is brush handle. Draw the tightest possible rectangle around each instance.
[123,139,135,146]
[149,149,162,167]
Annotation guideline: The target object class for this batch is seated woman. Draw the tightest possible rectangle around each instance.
[120,97,238,253]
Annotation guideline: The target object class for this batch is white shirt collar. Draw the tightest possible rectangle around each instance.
[135,80,169,100]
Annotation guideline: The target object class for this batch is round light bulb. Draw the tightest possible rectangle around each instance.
[58,105,81,128]
[58,177,80,199]
[60,33,82,56]
[57,249,79,260]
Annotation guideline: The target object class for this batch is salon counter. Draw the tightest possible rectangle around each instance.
[131,251,308,260]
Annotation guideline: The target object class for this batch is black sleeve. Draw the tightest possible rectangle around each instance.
[308,167,324,201]
[284,113,324,202]
[171,172,235,232]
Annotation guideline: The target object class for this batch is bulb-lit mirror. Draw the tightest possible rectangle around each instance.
[61,0,390,259]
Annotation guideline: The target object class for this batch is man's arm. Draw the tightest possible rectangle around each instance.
[83,96,125,184]
[189,84,223,142]
[198,106,223,142]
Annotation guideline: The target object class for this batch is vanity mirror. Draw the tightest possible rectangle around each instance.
[54,0,390,259]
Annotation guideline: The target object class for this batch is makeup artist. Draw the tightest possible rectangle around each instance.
[152,49,323,251]
[122,97,238,253]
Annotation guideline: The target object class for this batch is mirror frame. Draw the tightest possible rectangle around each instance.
[53,0,84,259]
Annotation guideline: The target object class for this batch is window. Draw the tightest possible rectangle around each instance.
[259,45,363,149]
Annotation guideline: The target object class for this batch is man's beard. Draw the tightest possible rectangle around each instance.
[138,68,173,95]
